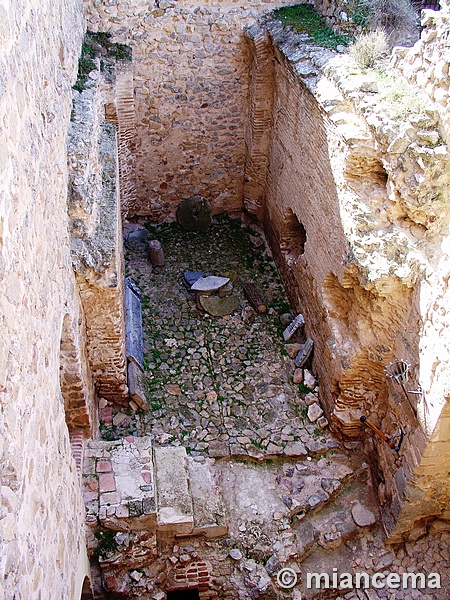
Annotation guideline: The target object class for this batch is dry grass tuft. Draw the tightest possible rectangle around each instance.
[349,28,389,68]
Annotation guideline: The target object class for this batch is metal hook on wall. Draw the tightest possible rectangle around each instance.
[385,359,424,416]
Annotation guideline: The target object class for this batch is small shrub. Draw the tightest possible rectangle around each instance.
[298,382,313,394]
[349,28,389,68]
[348,0,419,47]
[377,73,428,118]
[366,0,417,36]
[94,530,117,559]
[73,31,132,92]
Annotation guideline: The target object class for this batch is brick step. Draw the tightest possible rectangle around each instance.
[83,436,157,532]
[84,439,228,543]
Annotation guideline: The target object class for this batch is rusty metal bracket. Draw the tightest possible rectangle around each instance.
[360,416,405,453]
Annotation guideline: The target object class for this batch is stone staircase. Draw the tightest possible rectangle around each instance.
[83,436,228,544]
[154,446,228,539]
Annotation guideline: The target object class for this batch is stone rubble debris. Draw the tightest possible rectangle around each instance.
[90,218,450,598]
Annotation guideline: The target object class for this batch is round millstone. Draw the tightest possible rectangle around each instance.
[176,195,212,231]
[191,276,230,293]
[199,294,240,317]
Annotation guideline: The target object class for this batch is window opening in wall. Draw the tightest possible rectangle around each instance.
[281,207,307,261]
[167,589,200,600]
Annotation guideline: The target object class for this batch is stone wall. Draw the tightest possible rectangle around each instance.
[393,5,450,146]
[0,0,93,597]
[84,0,299,221]
[245,16,450,539]
[68,71,128,403]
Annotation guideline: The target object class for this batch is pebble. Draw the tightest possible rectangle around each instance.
[229,548,243,560]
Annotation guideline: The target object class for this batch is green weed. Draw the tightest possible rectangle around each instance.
[298,382,313,394]
[273,4,350,49]
[94,530,117,559]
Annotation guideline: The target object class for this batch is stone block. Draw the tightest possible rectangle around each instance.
[283,313,305,341]
[127,360,149,411]
[153,446,194,536]
[187,457,228,538]
[125,278,144,370]
[293,338,314,368]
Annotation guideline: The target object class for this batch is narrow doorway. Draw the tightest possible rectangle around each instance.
[167,590,200,600]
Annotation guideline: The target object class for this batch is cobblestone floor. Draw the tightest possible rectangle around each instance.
[97,215,449,599]
[116,215,339,460]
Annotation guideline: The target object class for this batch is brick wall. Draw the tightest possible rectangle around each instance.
[68,75,128,403]
[245,17,450,539]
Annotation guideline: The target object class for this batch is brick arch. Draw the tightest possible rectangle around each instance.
[59,312,97,436]
[81,575,94,600]
[167,561,212,599]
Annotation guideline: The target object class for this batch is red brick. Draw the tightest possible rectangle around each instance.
[99,472,116,492]
[97,460,112,473]
[84,491,98,502]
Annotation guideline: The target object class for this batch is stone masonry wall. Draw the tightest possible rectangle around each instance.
[84,0,299,221]
[68,71,128,403]
[394,6,450,146]
[245,17,450,539]
[0,0,93,598]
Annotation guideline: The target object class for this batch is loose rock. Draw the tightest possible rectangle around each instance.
[307,403,324,422]
[351,503,376,527]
